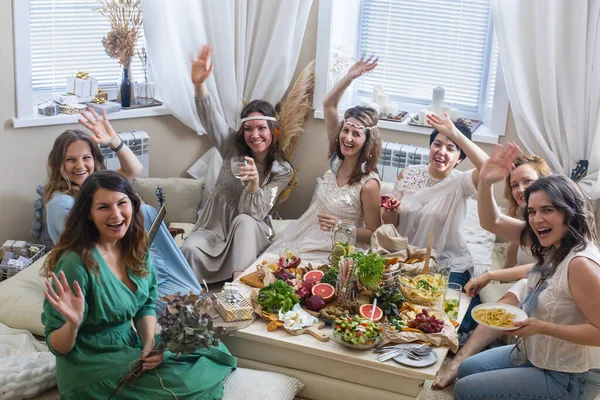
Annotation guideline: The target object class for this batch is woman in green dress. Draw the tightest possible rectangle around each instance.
[41,170,236,399]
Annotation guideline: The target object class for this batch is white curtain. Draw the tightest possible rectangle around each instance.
[141,0,313,201]
[491,0,600,198]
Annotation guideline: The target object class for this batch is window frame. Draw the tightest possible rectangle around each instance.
[11,0,168,128]
[313,0,508,144]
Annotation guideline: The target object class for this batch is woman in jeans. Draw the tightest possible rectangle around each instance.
[454,143,600,399]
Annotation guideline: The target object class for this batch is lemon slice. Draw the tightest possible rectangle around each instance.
[332,244,346,258]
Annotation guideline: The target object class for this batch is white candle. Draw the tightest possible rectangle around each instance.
[440,104,451,118]
[386,102,399,117]
[372,86,383,103]
[376,93,388,114]
[369,102,381,114]
[449,107,458,121]
[360,99,371,107]
[419,108,430,126]
[431,86,445,115]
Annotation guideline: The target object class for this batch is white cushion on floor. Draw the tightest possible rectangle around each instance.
[0,256,46,336]
[223,367,304,400]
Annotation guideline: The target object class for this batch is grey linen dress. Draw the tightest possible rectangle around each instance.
[181,95,294,283]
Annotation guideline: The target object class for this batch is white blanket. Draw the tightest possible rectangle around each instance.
[0,323,56,400]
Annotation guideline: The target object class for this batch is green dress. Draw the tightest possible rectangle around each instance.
[41,250,237,400]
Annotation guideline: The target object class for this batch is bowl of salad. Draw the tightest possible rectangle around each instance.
[332,315,383,350]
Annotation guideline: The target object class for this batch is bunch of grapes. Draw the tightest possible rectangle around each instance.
[408,308,444,333]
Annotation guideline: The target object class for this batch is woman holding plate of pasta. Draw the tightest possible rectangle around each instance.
[452,143,600,400]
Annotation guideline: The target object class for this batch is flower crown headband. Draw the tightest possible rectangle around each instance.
[344,119,379,136]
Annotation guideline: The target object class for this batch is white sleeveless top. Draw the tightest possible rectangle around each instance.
[393,165,476,272]
[524,244,600,372]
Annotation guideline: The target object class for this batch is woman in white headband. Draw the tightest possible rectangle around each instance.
[182,44,294,282]
[267,57,382,261]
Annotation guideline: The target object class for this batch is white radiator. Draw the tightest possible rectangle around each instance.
[99,131,150,178]
[378,142,429,183]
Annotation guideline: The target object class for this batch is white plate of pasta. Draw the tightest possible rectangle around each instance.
[471,303,528,331]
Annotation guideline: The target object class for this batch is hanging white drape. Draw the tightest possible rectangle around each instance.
[491,0,600,198]
[141,0,313,202]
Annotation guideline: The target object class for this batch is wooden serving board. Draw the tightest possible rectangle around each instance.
[282,319,330,342]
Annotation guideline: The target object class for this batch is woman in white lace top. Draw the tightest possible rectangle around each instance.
[267,58,382,261]
[453,143,600,400]
[382,114,489,332]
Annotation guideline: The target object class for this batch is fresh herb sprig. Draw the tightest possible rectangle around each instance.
[258,280,299,313]
[352,252,385,291]
[375,286,404,317]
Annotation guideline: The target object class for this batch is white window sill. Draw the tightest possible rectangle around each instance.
[313,110,500,145]
[12,104,170,129]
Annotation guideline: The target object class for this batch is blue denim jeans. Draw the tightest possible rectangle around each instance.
[454,345,600,400]
[449,270,480,333]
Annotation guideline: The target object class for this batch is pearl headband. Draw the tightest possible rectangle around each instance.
[240,116,277,123]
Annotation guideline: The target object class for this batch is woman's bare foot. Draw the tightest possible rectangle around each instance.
[232,270,244,281]
[432,358,461,389]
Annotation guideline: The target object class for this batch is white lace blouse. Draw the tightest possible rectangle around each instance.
[523,244,600,372]
[393,165,476,273]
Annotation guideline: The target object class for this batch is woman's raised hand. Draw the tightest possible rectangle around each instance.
[427,113,460,141]
[191,45,214,86]
[346,56,378,80]
[79,108,119,148]
[45,271,85,329]
[478,143,521,186]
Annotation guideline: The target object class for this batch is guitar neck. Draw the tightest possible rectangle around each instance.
[147,204,167,245]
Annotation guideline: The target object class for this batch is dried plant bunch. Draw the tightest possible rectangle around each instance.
[97,0,143,66]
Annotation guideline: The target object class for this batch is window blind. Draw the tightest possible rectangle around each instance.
[357,0,494,114]
[30,0,146,92]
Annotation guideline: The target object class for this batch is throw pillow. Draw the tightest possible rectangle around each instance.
[223,368,304,400]
[133,177,203,225]
[0,255,46,336]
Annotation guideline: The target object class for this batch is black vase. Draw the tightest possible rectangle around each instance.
[120,66,132,107]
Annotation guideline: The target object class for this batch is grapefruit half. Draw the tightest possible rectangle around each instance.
[359,304,383,322]
[311,283,335,302]
[303,270,324,283]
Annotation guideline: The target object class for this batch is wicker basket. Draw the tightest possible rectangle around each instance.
[0,242,46,281]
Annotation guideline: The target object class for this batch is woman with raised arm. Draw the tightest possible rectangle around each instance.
[45,108,201,307]
[42,171,235,399]
[381,113,489,332]
[182,45,294,282]
[433,153,553,389]
[452,143,600,399]
[266,57,382,261]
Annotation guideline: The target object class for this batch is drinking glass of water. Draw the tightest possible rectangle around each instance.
[230,156,248,185]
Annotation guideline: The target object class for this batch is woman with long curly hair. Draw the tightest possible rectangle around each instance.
[42,171,235,399]
[452,143,600,399]
[44,109,201,307]
[266,58,382,261]
[181,45,295,282]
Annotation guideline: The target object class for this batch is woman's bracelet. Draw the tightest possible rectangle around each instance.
[110,137,124,152]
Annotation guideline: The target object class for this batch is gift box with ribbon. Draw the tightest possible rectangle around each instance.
[214,285,254,322]
[54,93,94,105]
[66,71,98,98]
[86,100,122,114]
